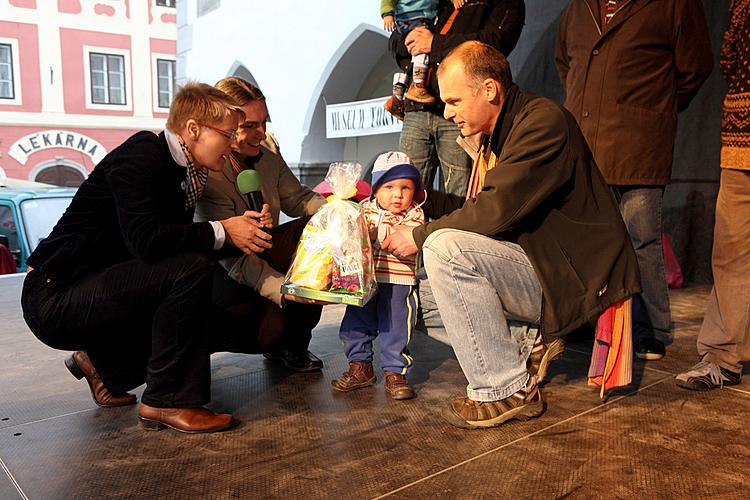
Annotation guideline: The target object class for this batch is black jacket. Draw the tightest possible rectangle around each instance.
[413,86,641,338]
[393,0,525,110]
[27,131,218,287]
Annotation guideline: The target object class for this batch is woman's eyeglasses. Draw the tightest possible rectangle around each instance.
[198,123,238,140]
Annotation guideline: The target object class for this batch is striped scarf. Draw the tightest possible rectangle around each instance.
[178,135,207,211]
[466,137,498,199]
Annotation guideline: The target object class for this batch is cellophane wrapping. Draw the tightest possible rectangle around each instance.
[283,162,376,305]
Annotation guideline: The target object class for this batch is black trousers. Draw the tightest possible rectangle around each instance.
[21,253,213,408]
[210,217,323,354]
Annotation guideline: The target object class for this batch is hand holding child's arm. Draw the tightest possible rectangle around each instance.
[452,0,465,9]
[383,15,396,32]
[381,226,418,258]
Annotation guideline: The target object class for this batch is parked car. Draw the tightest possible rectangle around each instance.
[0,178,76,273]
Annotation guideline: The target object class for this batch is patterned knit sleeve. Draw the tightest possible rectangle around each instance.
[721,1,739,81]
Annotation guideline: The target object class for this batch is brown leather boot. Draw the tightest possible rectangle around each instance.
[383,95,405,121]
[384,371,415,400]
[331,361,376,392]
[65,351,137,408]
[405,81,436,104]
[138,403,235,433]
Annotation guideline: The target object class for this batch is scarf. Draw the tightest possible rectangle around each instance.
[178,135,207,211]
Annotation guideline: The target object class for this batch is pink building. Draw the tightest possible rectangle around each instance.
[0,0,176,186]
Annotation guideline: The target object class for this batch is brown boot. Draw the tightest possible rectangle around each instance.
[384,95,405,121]
[331,361,376,392]
[405,81,436,104]
[65,351,137,408]
[138,403,235,433]
[384,371,415,400]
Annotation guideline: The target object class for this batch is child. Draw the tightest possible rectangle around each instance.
[381,0,465,116]
[332,152,426,400]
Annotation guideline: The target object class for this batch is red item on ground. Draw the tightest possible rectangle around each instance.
[662,231,683,289]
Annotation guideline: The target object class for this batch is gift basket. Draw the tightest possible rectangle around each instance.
[281,162,377,306]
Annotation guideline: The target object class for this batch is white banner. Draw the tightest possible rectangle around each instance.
[326,96,402,138]
[8,130,107,165]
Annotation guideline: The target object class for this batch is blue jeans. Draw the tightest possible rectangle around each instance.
[422,229,541,401]
[400,111,472,197]
[396,18,430,37]
[610,186,671,343]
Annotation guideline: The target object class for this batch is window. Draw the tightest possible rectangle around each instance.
[89,52,126,105]
[0,43,14,99]
[156,0,176,6]
[157,59,176,108]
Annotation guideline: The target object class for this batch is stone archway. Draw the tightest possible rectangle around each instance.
[299,24,400,185]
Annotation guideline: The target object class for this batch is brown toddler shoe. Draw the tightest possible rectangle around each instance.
[331,361,376,392]
[384,371,415,400]
[384,95,405,121]
[405,81,436,104]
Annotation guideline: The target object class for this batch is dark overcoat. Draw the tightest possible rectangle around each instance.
[555,0,714,184]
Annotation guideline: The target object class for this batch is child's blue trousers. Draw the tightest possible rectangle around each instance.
[338,283,418,374]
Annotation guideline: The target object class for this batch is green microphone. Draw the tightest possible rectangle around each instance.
[236,169,264,213]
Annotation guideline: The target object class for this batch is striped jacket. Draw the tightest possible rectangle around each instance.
[362,199,425,286]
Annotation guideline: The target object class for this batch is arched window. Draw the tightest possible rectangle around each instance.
[31,160,87,187]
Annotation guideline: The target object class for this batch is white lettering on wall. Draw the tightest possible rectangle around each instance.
[8,130,107,165]
[326,97,402,138]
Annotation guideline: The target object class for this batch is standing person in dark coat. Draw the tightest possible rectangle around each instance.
[388,0,525,196]
[555,0,714,360]
[677,0,750,391]
[21,83,271,433]
[383,41,640,429]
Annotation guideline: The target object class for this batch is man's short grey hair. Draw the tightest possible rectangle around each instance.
[438,41,513,93]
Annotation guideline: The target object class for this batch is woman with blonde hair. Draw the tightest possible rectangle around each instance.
[196,76,327,372]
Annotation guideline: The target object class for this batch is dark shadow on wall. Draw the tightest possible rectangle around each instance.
[511,8,565,103]
[664,0,729,284]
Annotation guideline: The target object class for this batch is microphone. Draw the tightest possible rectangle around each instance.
[236,169,264,213]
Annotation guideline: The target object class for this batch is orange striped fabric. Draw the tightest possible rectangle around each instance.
[466,138,498,199]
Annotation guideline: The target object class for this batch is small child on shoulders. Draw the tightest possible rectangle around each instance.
[381,0,465,117]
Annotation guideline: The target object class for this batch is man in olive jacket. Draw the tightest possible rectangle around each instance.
[555,0,714,360]
[383,41,640,429]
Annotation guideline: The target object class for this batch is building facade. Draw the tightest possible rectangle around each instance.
[0,0,176,186]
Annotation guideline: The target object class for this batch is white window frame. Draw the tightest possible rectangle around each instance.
[0,38,22,106]
[152,53,176,113]
[83,45,132,111]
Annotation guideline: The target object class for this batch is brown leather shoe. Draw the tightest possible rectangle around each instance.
[65,351,137,408]
[331,361,376,392]
[384,371,415,400]
[138,403,235,433]
[405,81,436,104]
